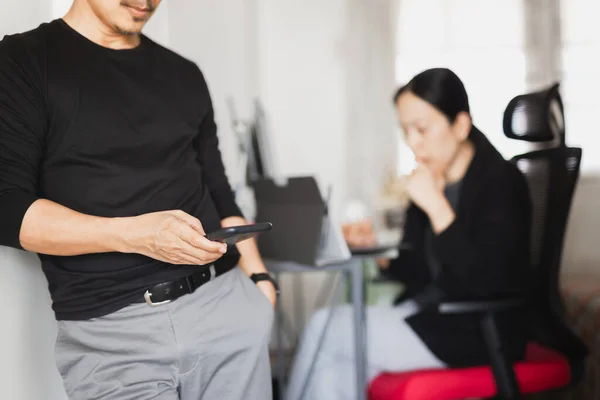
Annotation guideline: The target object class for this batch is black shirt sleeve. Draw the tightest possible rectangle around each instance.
[0,36,46,249]
[431,169,531,298]
[193,70,243,220]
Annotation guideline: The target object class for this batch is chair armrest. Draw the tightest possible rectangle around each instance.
[438,297,526,314]
[436,297,526,399]
[437,297,527,399]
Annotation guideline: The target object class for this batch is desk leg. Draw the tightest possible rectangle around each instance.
[350,259,367,400]
[275,272,286,400]
[293,274,305,338]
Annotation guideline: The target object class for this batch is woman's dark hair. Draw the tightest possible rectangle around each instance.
[393,68,470,123]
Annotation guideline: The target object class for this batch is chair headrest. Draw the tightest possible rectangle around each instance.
[503,83,565,144]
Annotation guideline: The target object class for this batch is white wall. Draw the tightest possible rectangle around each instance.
[0,3,68,400]
[257,0,398,219]
[144,2,170,46]
[255,0,351,216]
[168,0,398,221]
[1,0,50,34]
[0,250,65,400]
[168,0,260,201]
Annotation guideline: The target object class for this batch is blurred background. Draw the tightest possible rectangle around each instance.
[1,1,599,399]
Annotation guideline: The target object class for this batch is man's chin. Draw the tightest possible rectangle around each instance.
[116,24,144,36]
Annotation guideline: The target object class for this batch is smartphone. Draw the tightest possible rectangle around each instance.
[205,222,273,246]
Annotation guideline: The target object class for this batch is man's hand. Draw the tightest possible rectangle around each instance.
[122,210,227,265]
[256,280,277,307]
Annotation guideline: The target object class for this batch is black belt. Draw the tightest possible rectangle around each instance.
[143,263,236,306]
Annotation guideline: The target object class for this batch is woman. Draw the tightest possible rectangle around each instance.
[285,68,532,400]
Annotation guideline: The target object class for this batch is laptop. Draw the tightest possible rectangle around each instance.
[251,176,351,267]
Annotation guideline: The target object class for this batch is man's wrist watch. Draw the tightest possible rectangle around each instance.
[250,273,280,296]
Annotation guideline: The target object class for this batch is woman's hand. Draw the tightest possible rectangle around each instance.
[342,219,391,269]
[342,219,377,249]
[406,166,455,233]
[406,166,446,214]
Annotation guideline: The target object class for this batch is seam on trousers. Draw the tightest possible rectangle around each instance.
[166,305,182,377]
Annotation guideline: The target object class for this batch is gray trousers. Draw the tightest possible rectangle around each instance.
[54,267,274,400]
[285,301,445,400]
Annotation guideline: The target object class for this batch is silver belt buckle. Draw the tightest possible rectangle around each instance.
[144,290,172,307]
[144,264,216,306]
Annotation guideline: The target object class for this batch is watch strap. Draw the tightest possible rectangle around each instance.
[250,273,280,295]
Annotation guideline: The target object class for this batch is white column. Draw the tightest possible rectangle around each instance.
[342,0,399,216]
[523,0,563,90]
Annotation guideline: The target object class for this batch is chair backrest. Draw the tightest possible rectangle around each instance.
[503,83,587,359]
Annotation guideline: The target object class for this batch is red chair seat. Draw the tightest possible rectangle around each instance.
[368,343,571,400]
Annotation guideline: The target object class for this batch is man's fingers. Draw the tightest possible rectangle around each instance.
[170,210,205,235]
[178,223,227,254]
[161,212,227,264]
[176,239,222,265]
[194,235,228,254]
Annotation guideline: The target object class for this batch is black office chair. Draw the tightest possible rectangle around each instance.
[369,83,588,400]
[504,82,589,378]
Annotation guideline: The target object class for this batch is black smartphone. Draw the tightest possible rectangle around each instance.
[205,222,273,246]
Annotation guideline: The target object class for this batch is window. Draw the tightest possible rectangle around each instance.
[560,0,600,173]
[395,0,527,175]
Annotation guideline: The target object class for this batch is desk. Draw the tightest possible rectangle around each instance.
[266,249,396,400]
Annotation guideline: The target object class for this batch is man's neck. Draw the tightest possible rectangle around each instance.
[63,6,140,50]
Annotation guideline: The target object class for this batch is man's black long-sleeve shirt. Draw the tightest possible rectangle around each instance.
[0,20,243,320]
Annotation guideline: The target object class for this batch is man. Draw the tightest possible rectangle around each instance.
[0,1,278,399]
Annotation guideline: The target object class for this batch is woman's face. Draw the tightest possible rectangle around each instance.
[395,91,470,177]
